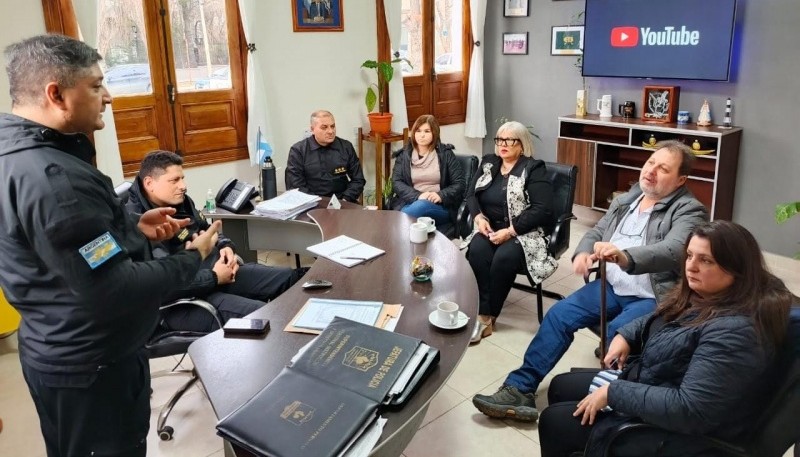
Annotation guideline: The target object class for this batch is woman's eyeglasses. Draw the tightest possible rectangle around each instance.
[494,138,521,146]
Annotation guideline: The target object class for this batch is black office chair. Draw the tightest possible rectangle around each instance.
[114,181,223,441]
[442,152,479,239]
[596,312,800,457]
[510,162,579,323]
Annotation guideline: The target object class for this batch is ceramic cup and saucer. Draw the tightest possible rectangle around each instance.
[428,301,469,330]
[417,216,436,234]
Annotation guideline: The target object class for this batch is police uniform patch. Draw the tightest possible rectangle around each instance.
[79,232,122,269]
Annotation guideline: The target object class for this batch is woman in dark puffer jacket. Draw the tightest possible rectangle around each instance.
[537,220,794,457]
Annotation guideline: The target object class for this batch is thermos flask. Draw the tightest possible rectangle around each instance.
[260,157,277,200]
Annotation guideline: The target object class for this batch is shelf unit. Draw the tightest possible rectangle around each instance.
[557,114,742,220]
[357,128,408,208]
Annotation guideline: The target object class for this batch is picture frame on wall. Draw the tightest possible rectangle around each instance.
[504,0,529,17]
[550,26,583,56]
[292,0,344,32]
[502,32,529,55]
[642,85,681,123]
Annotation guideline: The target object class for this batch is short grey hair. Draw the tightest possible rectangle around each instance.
[4,34,102,106]
[653,139,696,176]
[495,121,535,157]
[310,110,334,125]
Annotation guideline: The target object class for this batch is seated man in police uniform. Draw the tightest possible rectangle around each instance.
[127,150,303,332]
[286,109,366,202]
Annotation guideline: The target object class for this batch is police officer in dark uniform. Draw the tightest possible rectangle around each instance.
[0,34,220,457]
[286,109,366,202]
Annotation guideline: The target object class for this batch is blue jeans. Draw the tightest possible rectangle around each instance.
[504,280,656,393]
[400,199,451,227]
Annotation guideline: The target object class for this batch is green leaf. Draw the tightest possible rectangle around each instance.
[379,62,394,85]
[776,202,800,224]
[365,87,377,113]
[361,60,378,69]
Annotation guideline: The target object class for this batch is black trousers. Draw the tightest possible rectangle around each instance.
[163,263,300,332]
[467,234,526,317]
[539,370,599,457]
[21,350,151,457]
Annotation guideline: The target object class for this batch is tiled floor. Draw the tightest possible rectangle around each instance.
[1,218,798,457]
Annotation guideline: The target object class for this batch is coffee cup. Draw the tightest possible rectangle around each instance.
[596,95,612,118]
[409,222,428,243]
[677,110,690,124]
[618,101,635,118]
[436,301,459,327]
[417,216,435,232]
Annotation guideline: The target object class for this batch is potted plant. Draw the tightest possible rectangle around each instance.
[381,176,394,209]
[361,58,410,134]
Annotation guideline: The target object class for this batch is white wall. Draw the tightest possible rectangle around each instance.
[0,3,45,110]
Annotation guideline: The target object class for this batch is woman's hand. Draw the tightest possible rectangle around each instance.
[488,228,513,245]
[573,384,609,425]
[418,191,442,204]
[476,215,493,236]
[604,334,631,370]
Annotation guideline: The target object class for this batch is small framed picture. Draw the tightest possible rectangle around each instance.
[504,0,529,17]
[292,0,344,32]
[502,32,529,55]
[641,86,681,123]
[550,26,583,56]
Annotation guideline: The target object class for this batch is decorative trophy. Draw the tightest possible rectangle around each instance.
[576,89,588,116]
[696,99,712,127]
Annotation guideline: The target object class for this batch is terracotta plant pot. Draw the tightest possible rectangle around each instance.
[367,112,393,134]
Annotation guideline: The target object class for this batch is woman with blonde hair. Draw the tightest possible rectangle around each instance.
[464,121,556,343]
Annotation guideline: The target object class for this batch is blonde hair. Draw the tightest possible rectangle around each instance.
[495,121,534,157]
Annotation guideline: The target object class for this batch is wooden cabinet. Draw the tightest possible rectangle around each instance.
[557,114,742,220]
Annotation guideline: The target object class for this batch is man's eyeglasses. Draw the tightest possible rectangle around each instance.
[494,138,521,147]
[618,211,647,239]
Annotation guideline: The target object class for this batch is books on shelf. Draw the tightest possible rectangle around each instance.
[307,235,385,267]
[252,189,321,220]
[216,317,440,457]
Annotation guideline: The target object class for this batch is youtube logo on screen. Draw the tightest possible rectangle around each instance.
[610,27,639,47]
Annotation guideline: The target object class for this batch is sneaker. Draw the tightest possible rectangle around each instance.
[472,385,539,422]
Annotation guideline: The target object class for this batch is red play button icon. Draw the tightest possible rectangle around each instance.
[611,27,639,47]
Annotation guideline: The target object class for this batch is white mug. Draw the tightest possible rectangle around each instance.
[417,216,435,232]
[596,94,613,118]
[409,222,428,243]
[436,301,459,327]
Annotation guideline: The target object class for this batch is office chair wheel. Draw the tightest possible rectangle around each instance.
[158,426,174,441]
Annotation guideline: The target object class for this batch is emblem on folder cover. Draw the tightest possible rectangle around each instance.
[280,401,315,425]
[343,347,378,372]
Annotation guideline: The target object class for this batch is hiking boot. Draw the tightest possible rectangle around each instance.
[472,385,539,422]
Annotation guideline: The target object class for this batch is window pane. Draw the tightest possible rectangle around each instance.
[434,0,462,74]
[400,0,423,76]
[97,0,153,96]
[170,0,231,92]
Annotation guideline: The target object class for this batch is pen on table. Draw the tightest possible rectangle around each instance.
[341,256,367,260]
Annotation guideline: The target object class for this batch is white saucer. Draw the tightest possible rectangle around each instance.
[426,225,436,234]
[428,310,469,330]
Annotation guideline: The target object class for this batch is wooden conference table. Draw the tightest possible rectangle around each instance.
[189,208,479,456]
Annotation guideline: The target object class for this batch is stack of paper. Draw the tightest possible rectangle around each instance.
[251,189,321,220]
[307,235,385,267]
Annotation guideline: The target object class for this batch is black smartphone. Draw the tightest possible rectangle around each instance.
[223,318,270,337]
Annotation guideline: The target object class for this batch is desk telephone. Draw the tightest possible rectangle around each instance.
[216,178,257,213]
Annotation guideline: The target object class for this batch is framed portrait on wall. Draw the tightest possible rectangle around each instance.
[292,0,344,32]
[642,86,681,123]
[504,0,529,17]
[550,26,583,56]
[502,32,529,55]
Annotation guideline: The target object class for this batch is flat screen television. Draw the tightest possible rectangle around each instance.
[582,0,737,81]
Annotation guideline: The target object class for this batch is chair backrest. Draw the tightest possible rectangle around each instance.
[114,181,133,204]
[543,161,578,259]
[743,308,800,456]
[452,153,479,239]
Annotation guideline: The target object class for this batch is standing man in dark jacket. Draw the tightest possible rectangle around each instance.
[0,34,219,457]
[286,110,366,202]
[126,150,301,332]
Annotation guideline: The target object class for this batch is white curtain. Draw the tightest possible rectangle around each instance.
[73,0,125,183]
[464,0,487,138]
[384,1,409,132]
[239,0,274,165]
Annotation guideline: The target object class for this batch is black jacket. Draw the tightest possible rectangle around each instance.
[126,177,231,302]
[389,143,466,222]
[585,312,775,456]
[285,136,366,202]
[0,113,201,373]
